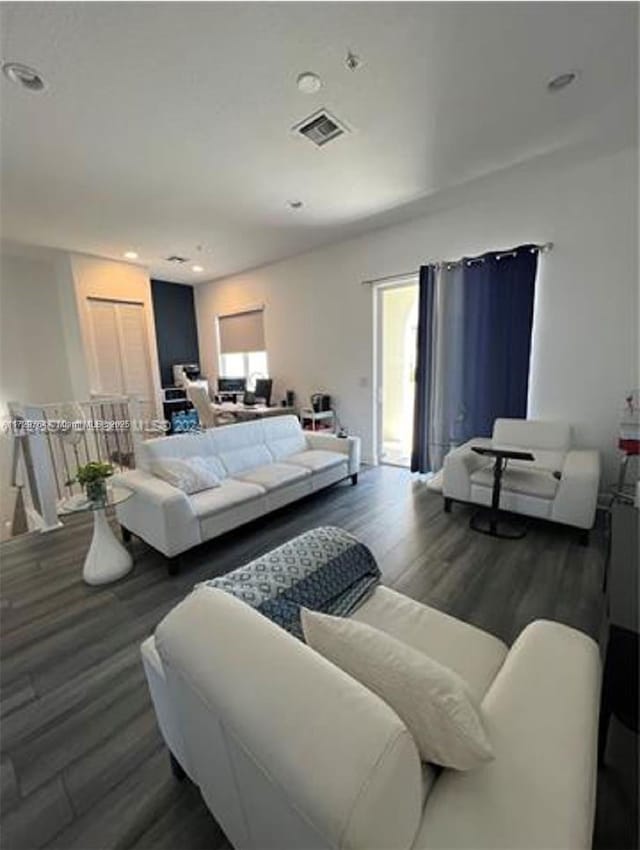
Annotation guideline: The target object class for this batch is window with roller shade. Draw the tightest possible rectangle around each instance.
[217,308,268,389]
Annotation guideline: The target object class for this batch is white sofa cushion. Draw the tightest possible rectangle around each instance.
[139,430,227,476]
[238,462,310,491]
[209,420,273,476]
[301,609,494,771]
[189,479,265,518]
[262,415,308,460]
[352,587,507,700]
[284,449,346,472]
[470,465,559,500]
[151,457,222,494]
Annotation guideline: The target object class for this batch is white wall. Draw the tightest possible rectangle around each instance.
[0,253,78,534]
[0,253,76,408]
[195,146,638,482]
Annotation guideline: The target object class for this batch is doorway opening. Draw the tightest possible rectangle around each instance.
[375,279,419,467]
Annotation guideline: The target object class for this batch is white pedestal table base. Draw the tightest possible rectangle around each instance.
[83,508,133,585]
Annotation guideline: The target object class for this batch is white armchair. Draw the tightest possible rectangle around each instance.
[442,419,600,539]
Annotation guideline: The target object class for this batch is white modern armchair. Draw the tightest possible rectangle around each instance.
[442,419,600,541]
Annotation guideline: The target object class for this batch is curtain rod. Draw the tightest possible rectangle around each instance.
[361,242,554,286]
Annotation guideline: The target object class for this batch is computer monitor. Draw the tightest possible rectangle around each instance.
[218,377,247,394]
[254,378,273,407]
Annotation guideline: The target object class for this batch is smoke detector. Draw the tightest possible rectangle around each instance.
[292,108,349,147]
[297,72,322,94]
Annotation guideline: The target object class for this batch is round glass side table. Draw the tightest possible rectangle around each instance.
[59,486,134,585]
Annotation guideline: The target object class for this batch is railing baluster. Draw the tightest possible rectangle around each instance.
[41,408,63,500]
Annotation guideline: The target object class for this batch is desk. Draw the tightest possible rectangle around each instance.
[212,403,297,422]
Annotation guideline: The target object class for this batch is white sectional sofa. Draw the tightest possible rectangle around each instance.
[114,416,360,571]
[142,584,601,850]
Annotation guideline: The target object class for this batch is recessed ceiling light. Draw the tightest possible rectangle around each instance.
[191,265,204,273]
[288,200,304,210]
[296,72,322,94]
[2,62,46,92]
[547,72,577,92]
[123,250,138,260]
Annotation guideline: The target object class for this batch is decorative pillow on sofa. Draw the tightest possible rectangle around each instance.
[301,608,494,770]
[151,457,221,494]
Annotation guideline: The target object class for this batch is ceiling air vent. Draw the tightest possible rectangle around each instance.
[293,109,349,147]
[165,255,189,264]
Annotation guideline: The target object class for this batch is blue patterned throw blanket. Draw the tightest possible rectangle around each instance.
[201,526,380,639]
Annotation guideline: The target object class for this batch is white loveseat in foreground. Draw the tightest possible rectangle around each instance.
[114,416,360,571]
[443,418,600,538]
[142,584,601,850]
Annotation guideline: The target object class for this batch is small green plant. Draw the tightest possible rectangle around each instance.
[72,461,114,486]
[68,461,114,502]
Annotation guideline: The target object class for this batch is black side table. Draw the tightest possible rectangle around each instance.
[469,446,535,539]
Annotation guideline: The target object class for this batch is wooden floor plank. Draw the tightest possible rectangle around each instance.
[1,775,74,850]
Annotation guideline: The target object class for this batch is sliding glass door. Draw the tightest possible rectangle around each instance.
[375,280,419,467]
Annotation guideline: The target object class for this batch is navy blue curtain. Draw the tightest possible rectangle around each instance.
[410,265,435,474]
[411,244,538,473]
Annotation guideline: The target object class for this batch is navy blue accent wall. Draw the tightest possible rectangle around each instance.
[151,279,200,387]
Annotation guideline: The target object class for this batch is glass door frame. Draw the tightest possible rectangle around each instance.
[372,274,419,467]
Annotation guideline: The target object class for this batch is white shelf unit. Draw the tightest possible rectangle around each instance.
[300,407,336,433]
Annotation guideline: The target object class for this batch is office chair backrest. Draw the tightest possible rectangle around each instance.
[186,383,217,428]
[254,378,273,407]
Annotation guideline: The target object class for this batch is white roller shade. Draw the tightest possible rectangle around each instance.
[218,309,265,354]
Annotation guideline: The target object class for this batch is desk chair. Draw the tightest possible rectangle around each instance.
[186,383,234,428]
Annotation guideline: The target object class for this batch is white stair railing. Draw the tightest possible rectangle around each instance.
[6,396,142,533]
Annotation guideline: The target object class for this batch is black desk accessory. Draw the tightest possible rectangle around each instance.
[469,446,535,539]
[254,378,273,407]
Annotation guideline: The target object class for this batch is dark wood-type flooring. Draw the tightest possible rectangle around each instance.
[0,466,636,849]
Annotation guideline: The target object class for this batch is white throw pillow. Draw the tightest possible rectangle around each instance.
[301,608,494,770]
[151,457,221,494]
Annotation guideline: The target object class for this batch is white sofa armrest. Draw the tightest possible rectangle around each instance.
[552,450,600,529]
[113,469,201,557]
[306,433,361,476]
[415,621,600,850]
[141,637,191,777]
[442,437,492,501]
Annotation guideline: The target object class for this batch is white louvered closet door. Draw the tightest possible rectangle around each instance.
[87,299,125,395]
[87,298,155,417]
